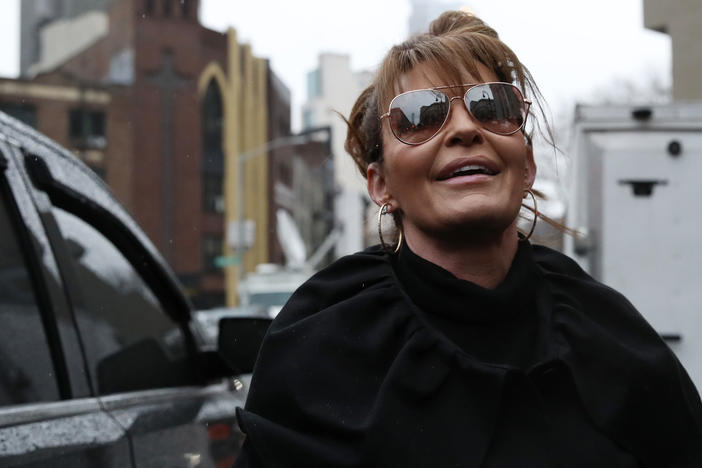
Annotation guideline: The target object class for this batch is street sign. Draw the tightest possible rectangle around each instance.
[214,255,241,268]
[227,220,256,249]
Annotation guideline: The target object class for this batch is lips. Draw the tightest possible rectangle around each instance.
[436,157,500,181]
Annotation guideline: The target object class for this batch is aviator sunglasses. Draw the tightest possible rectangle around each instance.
[380,82,531,145]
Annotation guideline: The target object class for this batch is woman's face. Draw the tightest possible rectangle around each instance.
[368,61,536,245]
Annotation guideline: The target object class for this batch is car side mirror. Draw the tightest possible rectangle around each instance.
[217,317,272,375]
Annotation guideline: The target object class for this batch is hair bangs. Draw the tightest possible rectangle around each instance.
[345,10,554,179]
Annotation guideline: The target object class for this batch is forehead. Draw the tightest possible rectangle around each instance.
[394,61,500,96]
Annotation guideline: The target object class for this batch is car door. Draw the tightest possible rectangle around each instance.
[0,137,132,467]
[45,201,247,468]
[9,119,248,466]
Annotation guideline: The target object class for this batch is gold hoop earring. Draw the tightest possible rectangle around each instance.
[520,189,538,241]
[377,203,403,253]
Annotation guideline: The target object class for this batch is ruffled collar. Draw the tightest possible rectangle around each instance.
[392,240,541,326]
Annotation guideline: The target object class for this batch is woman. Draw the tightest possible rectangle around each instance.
[235,11,702,467]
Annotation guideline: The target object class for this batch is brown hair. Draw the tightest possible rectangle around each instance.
[343,10,571,237]
[344,10,551,177]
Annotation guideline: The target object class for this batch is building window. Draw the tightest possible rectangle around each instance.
[162,0,172,16]
[202,80,223,156]
[307,68,322,99]
[0,103,37,128]
[303,108,315,129]
[144,0,155,15]
[202,234,222,272]
[180,0,190,17]
[69,109,106,149]
[278,161,292,187]
[202,174,224,213]
[201,80,224,214]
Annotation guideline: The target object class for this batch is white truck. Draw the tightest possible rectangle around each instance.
[565,102,702,390]
[238,263,314,318]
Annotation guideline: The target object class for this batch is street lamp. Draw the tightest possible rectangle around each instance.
[229,126,331,304]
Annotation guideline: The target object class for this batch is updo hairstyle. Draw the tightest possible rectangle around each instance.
[344,10,548,178]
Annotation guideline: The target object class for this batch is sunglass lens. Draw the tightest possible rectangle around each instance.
[465,84,526,135]
[389,90,449,144]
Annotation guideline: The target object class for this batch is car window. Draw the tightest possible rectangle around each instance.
[50,206,195,395]
[0,186,60,406]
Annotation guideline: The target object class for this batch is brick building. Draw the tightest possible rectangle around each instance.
[2,0,310,308]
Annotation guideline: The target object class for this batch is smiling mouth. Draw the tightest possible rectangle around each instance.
[437,164,499,181]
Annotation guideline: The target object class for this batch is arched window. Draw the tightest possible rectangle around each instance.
[201,80,224,215]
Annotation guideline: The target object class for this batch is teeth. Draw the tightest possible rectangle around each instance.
[451,165,494,177]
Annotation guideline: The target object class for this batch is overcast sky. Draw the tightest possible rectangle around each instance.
[0,0,671,131]
[199,0,671,128]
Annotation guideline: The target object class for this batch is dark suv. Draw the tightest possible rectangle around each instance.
[0,111,264,467]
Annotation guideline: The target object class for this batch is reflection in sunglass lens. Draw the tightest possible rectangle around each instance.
[387,83,527,145]
[389,90,449,144]
[465,84,525,135]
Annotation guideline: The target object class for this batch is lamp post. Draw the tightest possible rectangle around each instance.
[229,126,331,304]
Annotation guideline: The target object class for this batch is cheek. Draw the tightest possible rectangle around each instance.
[500,138,530,173]
[379,126,399,166]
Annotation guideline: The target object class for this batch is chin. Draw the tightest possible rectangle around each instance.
[433,212,517,241]
[446,200,519,230]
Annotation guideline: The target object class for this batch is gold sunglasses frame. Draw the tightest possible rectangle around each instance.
[380,82,532,145]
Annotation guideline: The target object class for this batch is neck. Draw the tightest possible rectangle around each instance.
[403,224,520,289]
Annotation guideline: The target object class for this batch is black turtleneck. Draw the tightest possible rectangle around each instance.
[392,240,549,369]
[393,241,640,467]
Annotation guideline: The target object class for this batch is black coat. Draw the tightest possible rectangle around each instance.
[235,242,702,467]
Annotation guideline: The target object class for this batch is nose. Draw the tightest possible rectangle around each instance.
[443,95,483,146]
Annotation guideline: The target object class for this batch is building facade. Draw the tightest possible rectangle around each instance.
[19,0,113,77]
[302,53,372,257]
[5,0,298,308]
[643,0,702,100]
[408,0,467,35]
